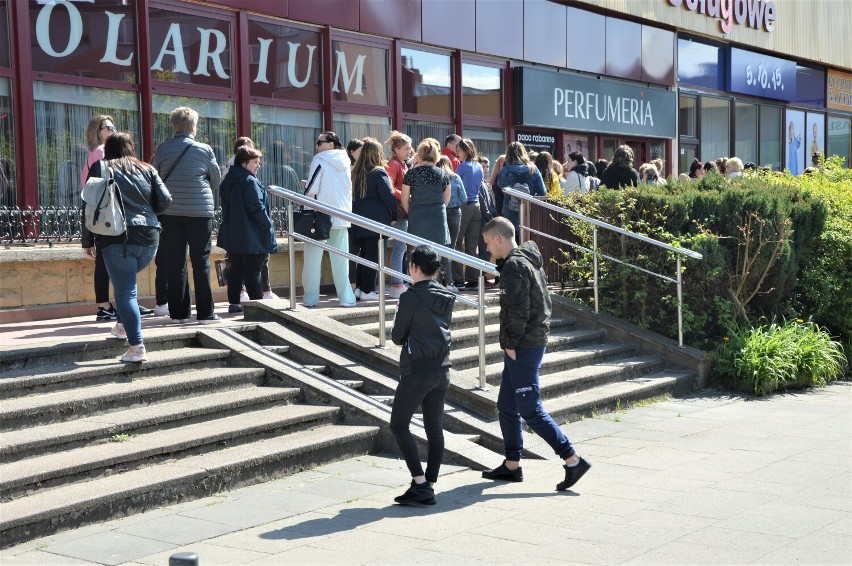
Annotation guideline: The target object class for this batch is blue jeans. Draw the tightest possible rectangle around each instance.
[497,346,575,462]
[390,219,408,285]
[101,243,157,346]
[389,370,450,484]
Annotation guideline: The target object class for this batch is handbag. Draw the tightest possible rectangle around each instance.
[292,165,331,240]
[81,161,126,236]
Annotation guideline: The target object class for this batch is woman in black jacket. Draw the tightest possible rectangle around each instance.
[350,137,398,300]
[389,245,456,506]
[218,146,278,312]
[599,144,640,189]
[88,132,171,362]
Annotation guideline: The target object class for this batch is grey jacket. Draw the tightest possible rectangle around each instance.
[152,133,220,218]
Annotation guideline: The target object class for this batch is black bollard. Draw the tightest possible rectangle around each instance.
[169,552,199,565]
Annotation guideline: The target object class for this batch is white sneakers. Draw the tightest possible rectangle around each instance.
[153,304,169,317]
[360,291,380,301]
[121,344,147,362]
[388,285,406,299]
[263,290,279,299]
[240,289,250,302]
[110,323,127,340]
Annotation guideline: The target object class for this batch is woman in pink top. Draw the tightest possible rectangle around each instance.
[385,130,414,299]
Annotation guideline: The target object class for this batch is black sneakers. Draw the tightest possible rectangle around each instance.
[394,480,435,506]
[138,305,155,317]
[556,457,591,491]
[482,461,524,482]
[95,306,117,321]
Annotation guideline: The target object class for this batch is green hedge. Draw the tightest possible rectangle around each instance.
[556,164,848,354]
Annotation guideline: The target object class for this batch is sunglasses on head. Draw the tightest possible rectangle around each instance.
[316,138,331,145]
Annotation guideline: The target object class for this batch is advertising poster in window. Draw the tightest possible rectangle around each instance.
[563,135,590,163]
[785,109,805,175]
[806,113,825,167]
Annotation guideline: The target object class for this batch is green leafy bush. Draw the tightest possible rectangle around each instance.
[714,319,847,395]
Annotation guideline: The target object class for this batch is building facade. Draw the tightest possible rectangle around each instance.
[1,0,850,211]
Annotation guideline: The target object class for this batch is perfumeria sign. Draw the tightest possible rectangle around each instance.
[667,0,777,34]
[514,67,677,139]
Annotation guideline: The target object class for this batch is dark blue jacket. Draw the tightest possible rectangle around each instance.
[217,165,278,255]
[496,163,547,216]
[351,167,398,239]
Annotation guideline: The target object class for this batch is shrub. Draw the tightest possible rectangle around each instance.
[714,319,847,395]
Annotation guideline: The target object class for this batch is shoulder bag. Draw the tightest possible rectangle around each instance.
[293,165,332,240]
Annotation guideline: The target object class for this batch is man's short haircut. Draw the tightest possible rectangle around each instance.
[445,134,461,147]
[170,107,199,133]
[482,216,515,240]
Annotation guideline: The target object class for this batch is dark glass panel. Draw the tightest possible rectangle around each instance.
[641,26,674,86]
[827,116,850,167]
[566,8,605,74]
[475,0,523,60]
[248,20,321,103]
[700,96,729,162]
[796,65,826,107]
[0,77,15,206]
[523,0,566,68]
[0,1,9,68]
[735,101,758,165]
[149,8,231,89]
[605,18,641,81]
[759,105,781,171]
[30,0,137,82]
[679,94,697,138]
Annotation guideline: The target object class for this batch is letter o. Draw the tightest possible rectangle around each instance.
[36,1,83,57]
[734,0,747,23]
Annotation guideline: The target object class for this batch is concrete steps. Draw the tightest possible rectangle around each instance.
[0,329,382,547]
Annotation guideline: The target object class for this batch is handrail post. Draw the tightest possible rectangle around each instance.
[287,203,297,311]
[477,271,487,390]
[518,201,525,244]
[677,256,683,347]
[377,235,387,348]
[593,226,599,314]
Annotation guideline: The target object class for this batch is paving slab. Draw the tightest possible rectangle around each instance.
[2,383,850,566]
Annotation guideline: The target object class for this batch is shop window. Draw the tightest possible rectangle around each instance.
[149,8,232,89]
[564,133,596,164]
[401,47,451,117]
[700,96,729,164]
[0,76,14,206]
[0,1,10,69]
[759,105,781,171]
[248,20,321,104]
[827,116,851,167]
[404,120,454,149]
[734,102,758,165]
[29,0,138,83]
[677,38,724,91]
[805,113,825,168]
[679,94,697,138]
[462,63,501,119]
[332,40,388,106]
[33,81,139,208]
[250,104,321,207]
[464,126,505,167]
[333,113,391,149]
[153,93,235,206]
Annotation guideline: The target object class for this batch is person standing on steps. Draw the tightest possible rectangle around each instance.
[390,245,456,506]
[480,217,591,491]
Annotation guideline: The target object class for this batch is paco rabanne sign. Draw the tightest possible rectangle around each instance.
[667,0,777,34]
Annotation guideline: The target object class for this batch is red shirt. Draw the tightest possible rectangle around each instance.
[441,147,461,171]
[386,157,408,201]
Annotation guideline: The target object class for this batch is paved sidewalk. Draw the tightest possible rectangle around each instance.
[2,382,850,565]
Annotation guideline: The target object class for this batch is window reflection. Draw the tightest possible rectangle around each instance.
[0,1,10,69]
[759,105,781,170]
[700,96,729,164]
[735,102,758,165]
[403,120,453,149]
[333,113,392,149]
[462,63,501,118]
[153,94,234,206]
[34,82,139,207]
[827,116,850,167]
[401,48,451,117]
[464,126,505,165]
[332,41,388,106]
[0,77,14,206]
[248,20,321,103]
[149,8,231,89]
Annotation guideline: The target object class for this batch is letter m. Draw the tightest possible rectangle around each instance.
[332,51,366,96]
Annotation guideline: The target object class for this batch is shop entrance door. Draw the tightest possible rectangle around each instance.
[624,140,648,165]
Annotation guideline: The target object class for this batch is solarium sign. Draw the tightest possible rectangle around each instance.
[667,0,777,34]
[31,1,375,101]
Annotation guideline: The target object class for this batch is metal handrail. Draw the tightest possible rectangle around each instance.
[503,187,703,346]
[269,186,499,389]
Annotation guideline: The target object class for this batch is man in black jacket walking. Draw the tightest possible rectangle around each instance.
[480,217,590,491]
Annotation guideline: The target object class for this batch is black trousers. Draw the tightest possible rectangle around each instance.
[227,253,265,304]
[94,240,111,304]
[159,215,214,320]
[352,236,380,293]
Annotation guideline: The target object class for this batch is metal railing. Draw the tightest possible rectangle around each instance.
[269,187,500,389]
[504,187,703,347]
